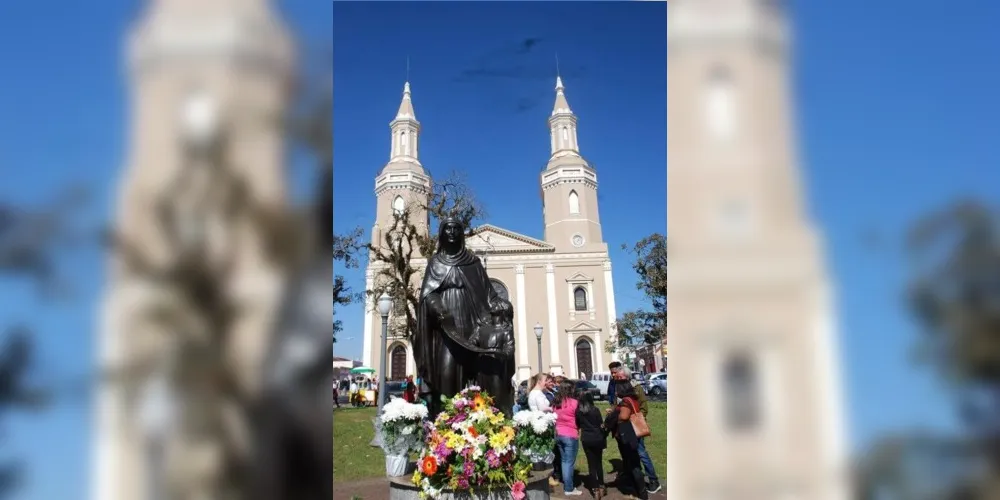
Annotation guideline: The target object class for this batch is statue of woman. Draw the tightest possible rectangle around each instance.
[413,218,516,418]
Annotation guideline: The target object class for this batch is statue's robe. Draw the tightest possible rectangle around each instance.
[413,247,515,418]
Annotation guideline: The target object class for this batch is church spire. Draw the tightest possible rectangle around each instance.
[388,81,421,165]
[552,76,572,115]
[547,76,580,159]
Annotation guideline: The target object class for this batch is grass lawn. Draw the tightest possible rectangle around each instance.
[333,402,667,483]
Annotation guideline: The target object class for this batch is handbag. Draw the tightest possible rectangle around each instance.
[624,398,651,438]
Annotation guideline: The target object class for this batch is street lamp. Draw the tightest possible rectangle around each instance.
[371,292,393,448]
[533,323,544,374]
[376,292,393,414]
[138,373,176,500]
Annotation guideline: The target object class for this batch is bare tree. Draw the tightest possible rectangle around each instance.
[366,171,487,338]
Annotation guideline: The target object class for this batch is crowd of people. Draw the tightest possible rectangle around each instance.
[516,361,661,499]
[333,365,660,498]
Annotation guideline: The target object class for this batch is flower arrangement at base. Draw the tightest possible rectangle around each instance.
[512,410,558,464]
[377,397,429,456]
[411,386,547,499]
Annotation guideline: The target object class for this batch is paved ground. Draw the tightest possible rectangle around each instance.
[333,472,666,499]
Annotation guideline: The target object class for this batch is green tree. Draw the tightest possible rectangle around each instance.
[608,233,667,355]
[901,199,1000,496]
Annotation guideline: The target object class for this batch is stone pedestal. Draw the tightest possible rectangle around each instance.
[388,470,552,500]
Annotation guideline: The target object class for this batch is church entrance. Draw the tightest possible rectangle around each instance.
[575,339,594,380]
[390,345,407,380]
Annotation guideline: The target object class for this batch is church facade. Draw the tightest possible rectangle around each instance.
[361,78,621,383]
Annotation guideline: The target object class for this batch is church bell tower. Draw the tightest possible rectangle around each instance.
[667,0,849,499]
[95,1,294,499]
[540,77,605,252]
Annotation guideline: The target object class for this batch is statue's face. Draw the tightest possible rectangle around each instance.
[441,222,464,251]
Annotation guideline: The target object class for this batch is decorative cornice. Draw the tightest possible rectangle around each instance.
[565,272,594,283]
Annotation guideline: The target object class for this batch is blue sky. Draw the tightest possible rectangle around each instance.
[0,0,998,498]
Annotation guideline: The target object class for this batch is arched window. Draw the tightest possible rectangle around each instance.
[705,66,736,141]
[400,130,409,155]
[490,279,510,302]
[722,352,759,431]
[568,190,580,214]
[574,287,588,312]
[561,126,569,143]
[392,196,405,215]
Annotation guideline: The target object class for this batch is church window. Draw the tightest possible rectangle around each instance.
[400,131,409,155]
[722,351,759,431]
[705,66,736,141]
[392,196,405,215]
[561,126,569,144]
[490,279,509,302]
[568,190,580,215]
[574,287,588,312]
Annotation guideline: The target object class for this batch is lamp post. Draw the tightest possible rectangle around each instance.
[138,373,175,500]
[534,323,544,374]
[376,292,393,414]
[371,292,393,448]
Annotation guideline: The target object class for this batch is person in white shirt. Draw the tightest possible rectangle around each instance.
[527,373,551,412]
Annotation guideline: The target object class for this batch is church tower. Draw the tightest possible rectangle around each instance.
[668,0,848,499]
[94,1,293,499]
[541,77,605,252]
[362,82,430,369]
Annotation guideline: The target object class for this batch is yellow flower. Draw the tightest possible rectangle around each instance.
[489,432,512,449]
[501,426,516,440]
[488,412,505,425]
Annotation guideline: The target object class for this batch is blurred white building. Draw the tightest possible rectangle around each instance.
[667,1,849,499]
[93,1,294,499]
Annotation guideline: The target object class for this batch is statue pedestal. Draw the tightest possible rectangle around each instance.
[388,470,552,500]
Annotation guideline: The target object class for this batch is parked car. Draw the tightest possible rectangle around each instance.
[590,372,612,396]
[647,372,667,397]
[384,380,406,400]
[631,372,650,393]
[572,379,602,400]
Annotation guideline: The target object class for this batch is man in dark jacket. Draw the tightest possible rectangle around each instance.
[609,364,660,493]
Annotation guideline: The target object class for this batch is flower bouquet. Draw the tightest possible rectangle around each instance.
[512,410,558,465]
[411,387,534,499]
[378,397,429,476]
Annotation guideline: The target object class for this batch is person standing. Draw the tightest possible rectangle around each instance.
[553,380,583,496]
[608,364,660,493]
[576,391,607,499]
[527,373,551,412]
[332,381,341,409]
[403,375,416,403]
[544,375,563,487]
[604,380,648,500]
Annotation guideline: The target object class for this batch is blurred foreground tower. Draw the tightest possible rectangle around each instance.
[93,0,293,499]
[668,1,849,499]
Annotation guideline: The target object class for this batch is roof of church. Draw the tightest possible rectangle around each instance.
[466,224,555,254]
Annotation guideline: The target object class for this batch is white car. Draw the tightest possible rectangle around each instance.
[647,372,667,397]
[590,372,612,397]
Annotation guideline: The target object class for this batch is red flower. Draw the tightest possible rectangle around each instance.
[420,456,438,476]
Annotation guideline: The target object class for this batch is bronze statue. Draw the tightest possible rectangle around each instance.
[413,218,516,418]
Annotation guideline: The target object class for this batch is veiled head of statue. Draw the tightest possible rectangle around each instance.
[438,217,465,254]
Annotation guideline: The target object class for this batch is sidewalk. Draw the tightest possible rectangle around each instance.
[333,474,666,500]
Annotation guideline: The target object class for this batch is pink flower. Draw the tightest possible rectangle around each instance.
[511,481,526,500]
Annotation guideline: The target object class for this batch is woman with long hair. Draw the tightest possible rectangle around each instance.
[604,379,648,500]
[527,373,551,412]
[552,380,583,495]
[576,391,607,498]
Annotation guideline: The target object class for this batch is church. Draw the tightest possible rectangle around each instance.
[360,77,621,383]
